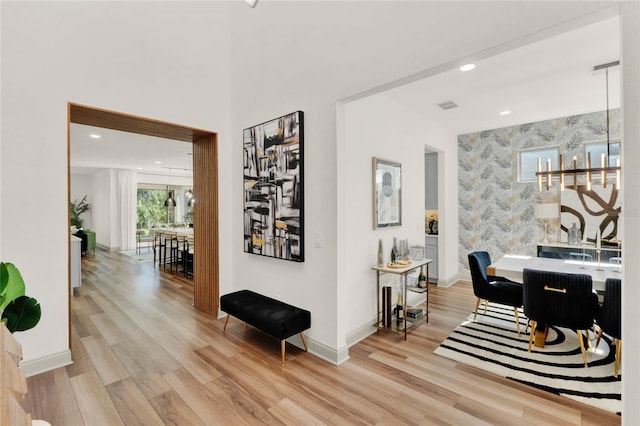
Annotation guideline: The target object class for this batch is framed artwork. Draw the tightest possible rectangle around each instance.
[373,157,402,229]
[243,111,304,262]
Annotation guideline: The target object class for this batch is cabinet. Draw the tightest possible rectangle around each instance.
[372,259,431,340]
[425,153,438,210]
[425,235,438,282]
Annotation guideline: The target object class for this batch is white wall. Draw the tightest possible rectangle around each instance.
[0,1,232,370]
[228,0,618,362]
[70,174,94,230]
[340,94,457,345]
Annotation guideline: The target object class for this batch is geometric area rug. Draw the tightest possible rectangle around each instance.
[434,303,621,414]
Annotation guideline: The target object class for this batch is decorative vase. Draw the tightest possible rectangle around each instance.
[377,239,384,266]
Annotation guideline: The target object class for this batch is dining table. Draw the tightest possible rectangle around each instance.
[487,254,621,292]
[487,254,622,348]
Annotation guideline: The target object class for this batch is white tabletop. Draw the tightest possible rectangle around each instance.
[488,254,621,292]
[372,258,432,274]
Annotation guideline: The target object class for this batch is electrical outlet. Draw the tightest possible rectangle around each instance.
[314,232,323,248]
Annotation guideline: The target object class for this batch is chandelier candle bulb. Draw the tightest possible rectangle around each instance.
[586,152,592,191]
[546,158,551,190]
[559,154,565,191]
[537,157,542,192]
[601,153,606,188]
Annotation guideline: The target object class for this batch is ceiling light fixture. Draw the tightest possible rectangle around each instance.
[536,60,621,192]
[89,134,101,139]
[154,161,162,164]
[499,110,511,116]
[459,63,475,72]
[244,0,258,8]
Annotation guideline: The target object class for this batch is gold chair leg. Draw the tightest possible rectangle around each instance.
[615,339,621,378]
[595,328,603,347]
[300,332,309,352]
[281,340,286,367]
[525,319,530,335]
[577,329,589,368]
[528,320,536,352]
[585,329,593,350]
[474,298,481,321]
[223,314,230,332]
[513,307,521,337]
[483,300,488,315]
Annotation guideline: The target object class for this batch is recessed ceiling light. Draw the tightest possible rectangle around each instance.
[459,64,475,72]
[154,161,162,164]
[136,167,143,170]
[89,134,101,139]
[499,110,512,116]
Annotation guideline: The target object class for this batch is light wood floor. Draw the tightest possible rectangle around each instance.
[23,249,620,425]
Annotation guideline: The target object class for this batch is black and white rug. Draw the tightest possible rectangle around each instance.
[434,303,621,414]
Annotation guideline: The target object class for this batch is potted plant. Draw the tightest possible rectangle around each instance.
[0,262,41,333]
[70,195,91,229]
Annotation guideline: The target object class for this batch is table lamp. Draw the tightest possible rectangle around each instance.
[534,203,559,243]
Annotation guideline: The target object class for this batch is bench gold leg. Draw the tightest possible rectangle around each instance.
[281,340,286,367]
[300,332,308,352]
[223,314,230,332]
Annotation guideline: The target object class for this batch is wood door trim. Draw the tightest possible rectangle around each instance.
[67,102,220,347]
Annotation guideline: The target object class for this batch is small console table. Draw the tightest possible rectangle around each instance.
[372,258,432,340]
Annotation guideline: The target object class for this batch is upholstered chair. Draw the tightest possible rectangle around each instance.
[596,278,622,377]
[468,251,524,336]
[523,268,599,367]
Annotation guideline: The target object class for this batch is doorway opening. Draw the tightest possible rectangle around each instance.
[67,103,219,345]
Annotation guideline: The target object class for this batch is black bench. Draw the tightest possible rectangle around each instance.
[220,290,311,366]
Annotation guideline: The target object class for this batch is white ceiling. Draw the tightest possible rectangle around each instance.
[70,16,619,173]
[385,16,620,136]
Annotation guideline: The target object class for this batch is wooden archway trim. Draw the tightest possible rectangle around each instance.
[68,102,219,316]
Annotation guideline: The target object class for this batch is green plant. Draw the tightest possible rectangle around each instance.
[0,262,41,333]
[70,195,91,229]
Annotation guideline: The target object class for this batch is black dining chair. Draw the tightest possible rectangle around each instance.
[523,268,599,367]
[596,278,621,377]
[468,251,524,336]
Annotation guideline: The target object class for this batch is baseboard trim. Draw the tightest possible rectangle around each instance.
[20,349,73,378]
[299,336,350,366]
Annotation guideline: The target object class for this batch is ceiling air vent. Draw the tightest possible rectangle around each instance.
[437,101,458,110]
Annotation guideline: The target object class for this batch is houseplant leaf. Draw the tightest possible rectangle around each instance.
[2,295,41,332]
[0,262,26,312]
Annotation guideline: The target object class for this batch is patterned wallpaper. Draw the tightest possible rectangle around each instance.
[457,109,621,272]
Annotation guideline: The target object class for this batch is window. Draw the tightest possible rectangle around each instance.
[584,139,621,167]
[518,146,559,183]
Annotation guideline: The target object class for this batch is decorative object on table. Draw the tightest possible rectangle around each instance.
[567,222,581,245]
[390,237,399,264]
[243,111,304,262]
[382,286,392,328]
[372,157,401,229]
[70,195,91,229]
[435,303,620,414]
[377,239,384,267]
[0,262,41,333]
[406,308,423,319]
[410,245,424,261]
[418,267,427,288]
[398,239,409,261]
[534,202,559,243]
[395,291,404,325]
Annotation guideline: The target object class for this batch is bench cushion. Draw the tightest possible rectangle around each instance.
[220,290,311,340]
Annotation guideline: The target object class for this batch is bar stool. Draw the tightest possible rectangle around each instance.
[184,235,195,278]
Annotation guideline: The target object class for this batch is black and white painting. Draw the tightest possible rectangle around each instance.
[243,111,304,262]
[373,157,402,229]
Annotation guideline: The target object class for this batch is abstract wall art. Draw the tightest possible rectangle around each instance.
[243,111,304,262]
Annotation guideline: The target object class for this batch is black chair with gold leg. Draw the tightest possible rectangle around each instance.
[596,278,622,377]
[468,251,524,336]
[523,268,599,367]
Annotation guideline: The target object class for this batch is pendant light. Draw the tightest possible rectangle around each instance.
[164,188,176,207]
[535,60,620,191]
